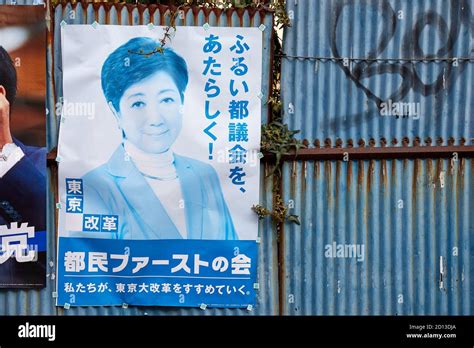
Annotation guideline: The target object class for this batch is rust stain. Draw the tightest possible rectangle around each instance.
[435,158,443,186]
[365,160,372,247]
[431,159,440,289]
[299,161,306,207]
[454,158,460,256]
[324,160,332,208]
[366,160,374,193]
[335,160,340,201]
[346,160,353,190]
[381,160,388,196]
[426,158,434,187]
[356,160,365,242]
[412,158,419,207]
[302,160,307,185]
[290,161,297,198]
[357,160,365,187]
[313,161,320,179]
[412,159,420,238]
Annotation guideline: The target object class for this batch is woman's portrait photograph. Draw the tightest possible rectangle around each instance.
[58,25,262,242]
[82,37,237,240]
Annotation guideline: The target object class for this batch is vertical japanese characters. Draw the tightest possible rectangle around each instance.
[202,34,252,193]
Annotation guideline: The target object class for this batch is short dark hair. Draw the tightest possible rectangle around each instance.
[0,46,17,106]
[101,37,188,111]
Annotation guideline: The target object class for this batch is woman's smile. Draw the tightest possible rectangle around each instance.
[143,128,169,137]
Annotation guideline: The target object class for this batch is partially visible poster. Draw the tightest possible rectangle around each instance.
[57,25,262,307]
[0,6,47,288]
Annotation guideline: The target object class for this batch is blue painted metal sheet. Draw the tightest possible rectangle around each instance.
[0,0,44,4]
[282,158,473,315]
[280,0,473,316]
[3,0,472,318]
[281,0,473,147]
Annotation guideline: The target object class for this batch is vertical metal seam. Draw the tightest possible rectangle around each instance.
[277,172,285,316]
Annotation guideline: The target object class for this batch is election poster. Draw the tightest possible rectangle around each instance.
[0,5,47,288]
[57,25,262,307]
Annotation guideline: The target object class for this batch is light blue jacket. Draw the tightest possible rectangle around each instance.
[80,146,237,240]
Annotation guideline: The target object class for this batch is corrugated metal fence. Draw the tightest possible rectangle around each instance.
[282,158,472,315]
[282,0,473,147]
[0,0,472,316]
[280,0,473,315]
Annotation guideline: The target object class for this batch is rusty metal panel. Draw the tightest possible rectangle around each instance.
[0,0,44,4]
[280,0,473,315]
[281,0,473,148]
[281,158,473,315]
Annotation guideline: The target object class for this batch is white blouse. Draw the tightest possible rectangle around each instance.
[124,140,187,238]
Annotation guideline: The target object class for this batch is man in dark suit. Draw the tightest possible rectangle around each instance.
[0,46,46,288]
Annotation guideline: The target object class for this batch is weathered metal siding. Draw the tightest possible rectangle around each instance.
[0,0,44,4]
[279,0,473,315]
[2,0,472,318]
[281,0,473,147]
[0,2,277,315]
[281,158,473,315]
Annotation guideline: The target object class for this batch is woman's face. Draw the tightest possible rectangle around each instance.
[115,71,183,154]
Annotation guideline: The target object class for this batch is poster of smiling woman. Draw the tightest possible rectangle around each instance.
[57,24,262,308]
